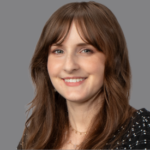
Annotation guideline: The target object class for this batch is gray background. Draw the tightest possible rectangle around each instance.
[0,0,149,149]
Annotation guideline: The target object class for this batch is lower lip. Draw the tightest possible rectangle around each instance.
[62,78,87,87]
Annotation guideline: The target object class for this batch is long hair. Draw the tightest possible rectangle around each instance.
[21,1,137,149]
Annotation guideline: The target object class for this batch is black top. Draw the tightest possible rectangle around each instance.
[17,108,150,149]
[114,108,150,149]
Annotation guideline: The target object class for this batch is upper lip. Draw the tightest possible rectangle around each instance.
[62,77,87,79]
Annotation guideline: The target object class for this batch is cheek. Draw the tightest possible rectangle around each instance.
[82,57,105,76]
[47,57,62,77]
[83,56,105,89]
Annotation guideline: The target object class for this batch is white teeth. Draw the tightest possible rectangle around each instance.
[64,78,85,82]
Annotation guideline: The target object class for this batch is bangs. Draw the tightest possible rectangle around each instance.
[45,4,105,53]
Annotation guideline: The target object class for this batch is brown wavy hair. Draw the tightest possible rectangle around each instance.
[21,1,137,149]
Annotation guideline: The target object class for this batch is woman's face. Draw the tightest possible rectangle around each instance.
[47,21,105,103]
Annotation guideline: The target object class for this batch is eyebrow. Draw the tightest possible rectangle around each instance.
[51,43,91,47]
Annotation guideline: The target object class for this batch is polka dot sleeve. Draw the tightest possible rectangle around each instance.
[116,108,150,149]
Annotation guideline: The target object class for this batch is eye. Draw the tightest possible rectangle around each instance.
[51,49,93,54]
[81,49,93,54]
[52,49,63,54]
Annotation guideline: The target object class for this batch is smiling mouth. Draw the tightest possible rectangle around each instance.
[63,78,87,82]
[62,78,87,86]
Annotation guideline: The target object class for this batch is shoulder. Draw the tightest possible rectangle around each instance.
[118,108,150,149]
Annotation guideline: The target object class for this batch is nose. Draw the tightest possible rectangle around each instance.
[63,53,79,73]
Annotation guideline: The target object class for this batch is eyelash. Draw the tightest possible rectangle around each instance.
[52,49,93,54]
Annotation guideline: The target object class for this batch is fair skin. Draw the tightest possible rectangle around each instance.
[47,21,105,148]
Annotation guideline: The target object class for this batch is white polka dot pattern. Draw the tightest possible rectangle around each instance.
[113,108,150,149]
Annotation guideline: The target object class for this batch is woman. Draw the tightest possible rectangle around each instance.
[17,1,150,149]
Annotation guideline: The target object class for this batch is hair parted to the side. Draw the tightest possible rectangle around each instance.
[21,1,137,149]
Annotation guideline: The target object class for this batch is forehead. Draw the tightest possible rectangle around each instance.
[51,42,91,47]
[51,21,90,47]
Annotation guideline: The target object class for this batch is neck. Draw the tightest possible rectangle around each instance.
[66,90,103,133]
